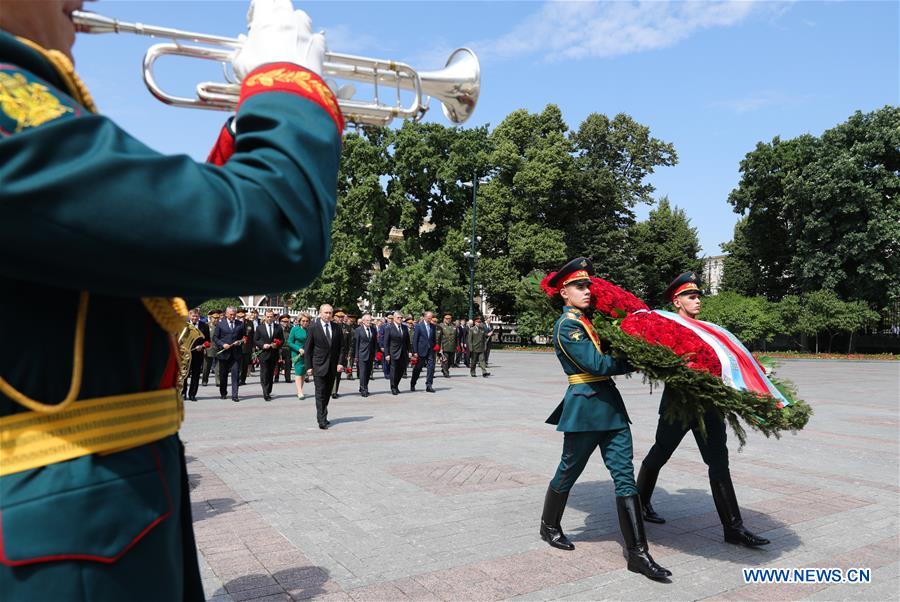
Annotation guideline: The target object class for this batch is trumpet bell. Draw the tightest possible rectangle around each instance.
[420,48,480,125]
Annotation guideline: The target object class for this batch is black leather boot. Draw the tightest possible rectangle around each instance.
[710,476,770,547]
[616,495,672,580]
[539,487,575,551]
[636,464,666,524]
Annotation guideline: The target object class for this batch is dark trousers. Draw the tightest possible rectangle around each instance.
[484,338,492,363]
[411,353,435,388]
[641,409,730,481]
[219,355,241,399]
[333,369,344,395]
[382,352,391,379]
[440,351,454,376]
[259,355,276,397]
[358,359,374,393]
[240,353,250,384]
[389,357,407,390]
[314,373,336,426]
[202,355,217,386]
[275,350,291,382]
[182,351,203,399]
[549,428,637,497]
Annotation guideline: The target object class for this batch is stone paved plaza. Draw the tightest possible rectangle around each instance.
[180,353,900,601]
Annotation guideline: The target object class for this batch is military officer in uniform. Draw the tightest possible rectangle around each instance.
[539,258,670,580]
[237,309,254,385]
[346,314,357,380]
[436,313,457,377]
[0,0,343,599]
[636,272,770,548]
[466,316,490,377]
[203,309,222,387]
[182,308,210,402]
[332,309,352,398]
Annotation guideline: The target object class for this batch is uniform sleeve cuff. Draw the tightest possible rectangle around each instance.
[238,62,345,133]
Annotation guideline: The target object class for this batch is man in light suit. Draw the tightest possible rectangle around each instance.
[383,311,410,396]
[305,304,346,429]
[354,313,378,397]
[214,306,246,402]
[411,311,437,393]
[254,310,284,401]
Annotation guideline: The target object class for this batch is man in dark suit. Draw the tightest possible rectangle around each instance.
[383,311,410,395]
[214,306,246,402]
[455,318,468,367]
[354,313,378,397]
[411,311,437,393]
[254,310,284,401]
[305,304,346,429]
[182,308,211,402]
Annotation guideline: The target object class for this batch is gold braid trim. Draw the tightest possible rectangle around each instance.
[1,39,190,414]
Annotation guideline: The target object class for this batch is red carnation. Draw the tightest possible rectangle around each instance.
[273,338,282,346]
[203,341,210,348]
[620,311,721,376]
[433,344,440,351]
[589,277,648,317]
[540,272,560,298]
[375,351,383,361]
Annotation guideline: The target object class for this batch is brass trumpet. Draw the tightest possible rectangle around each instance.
[72,11,480,127]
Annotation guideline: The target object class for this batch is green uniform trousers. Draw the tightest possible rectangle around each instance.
[641,409,730,481]
[549,427,638,497]
[469,351,488,376]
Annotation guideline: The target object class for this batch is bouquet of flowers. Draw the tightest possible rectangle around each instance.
[540,272,811,447]
[251,337,282,361]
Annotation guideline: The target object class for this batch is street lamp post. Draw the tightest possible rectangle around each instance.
[461,173,484,321]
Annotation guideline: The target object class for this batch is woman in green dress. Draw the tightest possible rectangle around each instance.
[288,314,310,399]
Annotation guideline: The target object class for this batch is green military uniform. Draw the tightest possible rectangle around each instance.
[538,258,669,580]
[545,306,634,495]
[466,320,490,376]
[0,29,342,601]
[332,312,352,396]
[436,316,457,377]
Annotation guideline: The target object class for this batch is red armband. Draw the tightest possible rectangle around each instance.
[206,119,236,166]
[239,63,344,133]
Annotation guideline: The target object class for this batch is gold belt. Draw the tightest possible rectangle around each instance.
[568,373,610,385]
[0,388,182,477]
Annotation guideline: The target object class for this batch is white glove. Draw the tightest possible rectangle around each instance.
[232,0,327,81]
[324,79,356,100]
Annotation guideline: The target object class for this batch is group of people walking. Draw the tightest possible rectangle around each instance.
[180,304,497,430]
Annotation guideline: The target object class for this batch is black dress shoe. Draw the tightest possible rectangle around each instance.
[332,393,339,399]
[189,396,197,402]
[326,420,331,425]
[220,394,227,400]
[360,391,369,397]
[471,373,477,378]
[410,385,416,392]
[391,388,399,395]
[232,397,240,403]
[319,423,328,430]
[264,396,271,402]
[482,373,489,377]
[426,387,436,393]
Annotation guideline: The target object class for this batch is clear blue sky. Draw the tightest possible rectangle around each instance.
[73,1,899,256]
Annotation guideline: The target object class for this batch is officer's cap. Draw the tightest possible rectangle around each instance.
[663,272,703,301]
[444,313,453,319]
[547,257,594,289]
[334,308,346,317]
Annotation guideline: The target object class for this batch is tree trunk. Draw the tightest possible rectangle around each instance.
[848,331,854,354]
[815,333,819,354]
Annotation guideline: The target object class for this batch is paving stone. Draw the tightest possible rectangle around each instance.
[180,356,899,601]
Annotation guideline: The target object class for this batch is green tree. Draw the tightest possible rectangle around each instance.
[629,197,701,306]
[197,297,243,314]
[722,107,900,308]
[699,292,778,347]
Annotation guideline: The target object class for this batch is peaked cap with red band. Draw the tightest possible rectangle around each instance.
[664,271,703,302]
[541,257,594,297]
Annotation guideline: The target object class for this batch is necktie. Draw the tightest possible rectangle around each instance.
[365,327,370,339]
[268,324,272,338]
[229,321,234,330]
[325,322,331,340]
